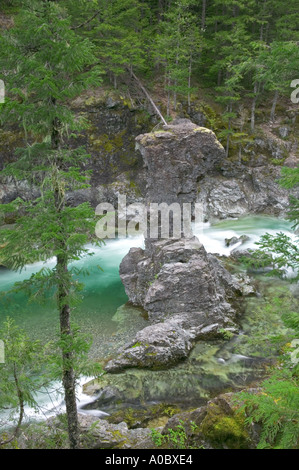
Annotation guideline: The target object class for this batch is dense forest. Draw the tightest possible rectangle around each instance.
[1,0,299,156]
[0,0,298,452]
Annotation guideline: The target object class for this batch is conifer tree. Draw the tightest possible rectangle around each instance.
[92,0,150,88]
[155,0,201,115]
[0,318,48,446]
[0,0,102,448]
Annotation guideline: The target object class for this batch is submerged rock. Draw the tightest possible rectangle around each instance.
[84,335,268,411]
[104,403,181,430]
[105,320,194,372]
[225,235,250,247]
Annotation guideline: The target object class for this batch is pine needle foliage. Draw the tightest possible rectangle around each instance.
[0,0,103,449]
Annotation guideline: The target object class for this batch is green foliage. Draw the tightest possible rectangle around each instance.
[0,318,50,446]
[0,0,103,305]
[241,165,299,281]
[1,0,299,450]
[90,0,150,82]
[0,318,102,448]
[235,165,299,449]
[280,166,299,191]
[12,414,69,449]
[237,357,299,449]
[243,232,299,281]
[3,0,299,132]
[151,420,201,449]
[46,324,103,384]
[219,328,235,341]
[0,1,102,136]
[237,289,297,358]
[0,1,104,449]
[0,317,48,406]
[154,0,202,114]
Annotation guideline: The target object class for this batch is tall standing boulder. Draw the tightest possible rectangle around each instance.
[105,120,243,372]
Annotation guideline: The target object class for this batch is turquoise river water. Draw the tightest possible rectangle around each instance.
[0,215,296,421]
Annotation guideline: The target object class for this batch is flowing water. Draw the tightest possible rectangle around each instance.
[195,214,297,256]
[0,215,296,421]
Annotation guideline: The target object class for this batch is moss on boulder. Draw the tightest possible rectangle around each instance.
[200,401,250,449]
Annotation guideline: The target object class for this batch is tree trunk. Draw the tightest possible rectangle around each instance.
[264,22,270,44]
[188,55,192,115]
[217,69,222,86]
[57,258,80,449]
[167,75,171,117]
[13,362,25,437]
[158,0,163,23]
[173,50,179,112]
[130,68,168,125]
[226,131,230,158]
[260,23,264,41]
[201,0,207,30]
[51,102,80,450]
[0,363,25,446]
[226,101,232,158]
[251,82,258,131]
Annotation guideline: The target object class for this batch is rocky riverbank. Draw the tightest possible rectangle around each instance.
[8,388,262,449]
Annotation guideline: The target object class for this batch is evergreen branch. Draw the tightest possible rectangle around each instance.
[70,9,101,30]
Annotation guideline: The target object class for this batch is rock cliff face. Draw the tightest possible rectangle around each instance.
[105,120,244,373]
[196,166,296,221]
[195,126,299,220]
[0,90,152,206]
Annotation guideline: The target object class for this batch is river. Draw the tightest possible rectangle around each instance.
[0,215,296,422]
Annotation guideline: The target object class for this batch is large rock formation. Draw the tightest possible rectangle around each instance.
[120,237,241,322]
[135,119,224,205]
[105,120,245,372]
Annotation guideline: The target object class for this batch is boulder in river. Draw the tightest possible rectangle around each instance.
[225,235,250,247]
[105,120,247,372]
